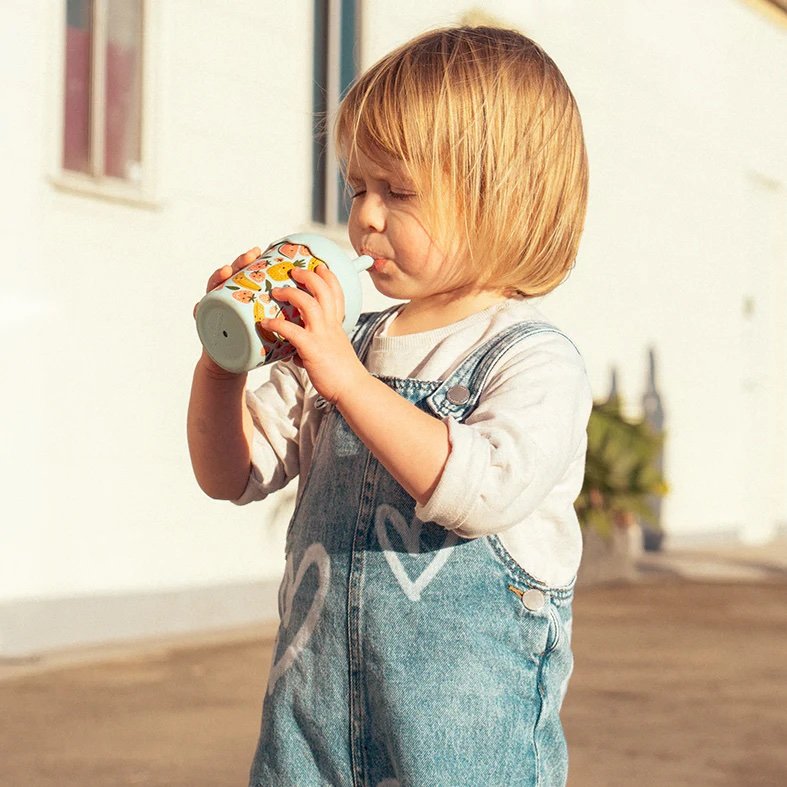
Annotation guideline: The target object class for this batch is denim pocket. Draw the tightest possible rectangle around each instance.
[486,534,573,661]
[486,534,575,599]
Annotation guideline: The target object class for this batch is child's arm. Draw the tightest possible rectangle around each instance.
[333,377,450,505]
[187,249,260,500]
[187,352,254,500]
[261,266,451,505]
[262,265,591,535]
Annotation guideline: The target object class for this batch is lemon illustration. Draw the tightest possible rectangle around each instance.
[253,299,266,323]
[267,262,296,281]
[307,256,325,271]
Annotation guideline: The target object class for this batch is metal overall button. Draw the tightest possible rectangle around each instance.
[520,589,546,612]
[446,384,471,405]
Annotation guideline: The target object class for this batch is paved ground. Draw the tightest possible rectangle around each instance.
[2,544,786,786]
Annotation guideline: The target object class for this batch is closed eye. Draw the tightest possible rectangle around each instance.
[347,184,416,201]
[387,188,415,201]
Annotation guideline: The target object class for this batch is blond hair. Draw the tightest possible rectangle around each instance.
[335,26,588,296]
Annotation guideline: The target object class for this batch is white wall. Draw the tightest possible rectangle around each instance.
[541,0,787,542]
[1,1,317,607]
[1,0,785,655]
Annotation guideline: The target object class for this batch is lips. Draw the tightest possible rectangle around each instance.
[361,247,390,272]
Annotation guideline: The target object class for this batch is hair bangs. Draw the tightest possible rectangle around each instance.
[334,26,589,297]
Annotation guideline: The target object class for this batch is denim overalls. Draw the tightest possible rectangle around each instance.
[249,309,577,787]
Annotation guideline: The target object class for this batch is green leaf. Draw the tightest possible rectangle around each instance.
[576,399,667,535]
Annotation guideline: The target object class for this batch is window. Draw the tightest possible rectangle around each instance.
[312,0,361,227]
[62,0,144,186]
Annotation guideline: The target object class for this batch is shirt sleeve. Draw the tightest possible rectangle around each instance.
[230,360,310,505]
[415,332,592,536]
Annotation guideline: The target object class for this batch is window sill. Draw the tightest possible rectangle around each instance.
[50,172,161,210]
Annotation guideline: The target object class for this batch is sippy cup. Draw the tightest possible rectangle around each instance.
[196,233,373,373]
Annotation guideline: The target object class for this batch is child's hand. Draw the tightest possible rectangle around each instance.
[194,247,261,378]
[262,265,367,403]
[194,247,262,317]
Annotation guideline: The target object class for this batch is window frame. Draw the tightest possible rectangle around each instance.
[50,0,159,208]
[311,0,362,231]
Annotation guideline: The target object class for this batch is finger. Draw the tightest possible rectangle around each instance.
[271,285,322,328]
[258,316,305,347]
[315,264,345,323]
[206,264,234,292]
[290,267,333,311]
[206,248,261,292]
[232,247,262,274]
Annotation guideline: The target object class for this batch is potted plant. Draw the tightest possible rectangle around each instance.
[575,396,668,581]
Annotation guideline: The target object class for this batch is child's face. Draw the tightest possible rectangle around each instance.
[346,150,465,303]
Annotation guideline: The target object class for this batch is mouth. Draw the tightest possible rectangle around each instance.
[361,248,390,272]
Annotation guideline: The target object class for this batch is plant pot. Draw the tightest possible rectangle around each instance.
[578,520,643,586]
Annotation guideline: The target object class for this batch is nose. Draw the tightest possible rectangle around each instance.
[352,191,386,232]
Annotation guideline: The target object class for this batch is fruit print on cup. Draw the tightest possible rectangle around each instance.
[196,232,373,374]
[219,240,326,366]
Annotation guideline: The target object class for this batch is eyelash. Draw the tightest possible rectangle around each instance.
[350,187,414,201]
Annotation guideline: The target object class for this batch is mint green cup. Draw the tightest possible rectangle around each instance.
[196,233,373,373]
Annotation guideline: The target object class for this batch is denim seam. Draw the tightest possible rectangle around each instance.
[486,536,575,601]
[373,374,440,393]
[544,606,562,655]
[348,444,378,786]
[533,649,549,787]
[352,308,399,363]
[426,323,569,419]
[534,609,565,785]
[283,407,334,542]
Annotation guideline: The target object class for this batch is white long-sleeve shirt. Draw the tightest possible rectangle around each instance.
[233,298,592,587]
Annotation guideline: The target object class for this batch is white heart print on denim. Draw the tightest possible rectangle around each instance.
[267,542,330,695]
[374,503,458,602]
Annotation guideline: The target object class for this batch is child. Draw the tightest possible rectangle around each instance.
[188,25,591,787]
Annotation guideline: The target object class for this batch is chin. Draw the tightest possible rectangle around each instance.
[369,272,408,301]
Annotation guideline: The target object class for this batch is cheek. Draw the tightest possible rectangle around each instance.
[347,208,362,248]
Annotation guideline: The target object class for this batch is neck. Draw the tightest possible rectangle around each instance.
[387,289,509,337]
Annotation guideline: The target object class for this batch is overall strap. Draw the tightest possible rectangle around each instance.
[350,307,400,362]
[425,321,577,420]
